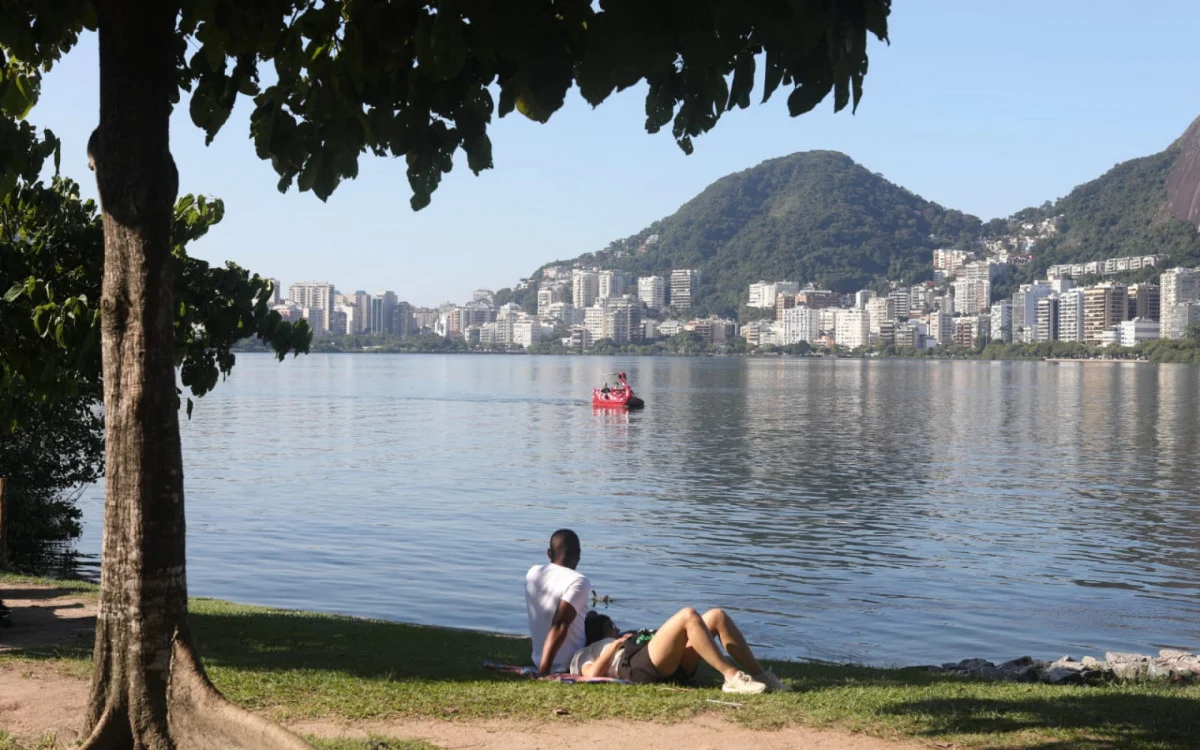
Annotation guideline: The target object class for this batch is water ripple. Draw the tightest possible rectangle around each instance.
[72,355,1200,665]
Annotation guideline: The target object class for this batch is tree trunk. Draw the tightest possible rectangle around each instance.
[82,3,311,748]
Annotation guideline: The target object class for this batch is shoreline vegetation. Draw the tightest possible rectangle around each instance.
[2,574,1199,750]
[233,333,1200,364]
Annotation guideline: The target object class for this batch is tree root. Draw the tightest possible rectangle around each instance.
[80,636,314,750]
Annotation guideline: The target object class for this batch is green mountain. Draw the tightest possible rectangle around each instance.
[499,119,1200,318]
[1006,115,1200,280]
[504,151,982,316]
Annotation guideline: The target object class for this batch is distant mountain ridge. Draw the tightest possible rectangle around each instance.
[504,116,1200,316]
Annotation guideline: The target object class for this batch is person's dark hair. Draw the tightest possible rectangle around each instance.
[584,610,614,645]
[548,529,580,559]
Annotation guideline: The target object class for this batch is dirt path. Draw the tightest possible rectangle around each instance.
[0,583,923,749]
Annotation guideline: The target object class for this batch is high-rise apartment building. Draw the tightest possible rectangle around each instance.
[1127,283,1160,322]
[834,309,870,349]
[1035,295,1059,342]
[1160,267,1200,338]
[928,311,954,346]
[636,276,666,309]
[749,281,799,308]
[598,270,633,300]
[537,283,568,320]
[289,282,336,331]
[952,278,990,315]
[888,289,911,318]
[370,290,398,335]
[1082,283,1128,344]
[572,269,600,309]
[990,301,1013,343]
[669,269,699,310]
[780,305,820,345]
[1057,288,1084,342]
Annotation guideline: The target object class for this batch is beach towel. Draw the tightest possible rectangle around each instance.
[482,661,634,684]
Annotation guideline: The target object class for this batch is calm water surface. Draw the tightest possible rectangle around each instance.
[74,355,1200,665]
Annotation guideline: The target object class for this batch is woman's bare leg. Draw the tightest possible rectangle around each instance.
[646,607,740,680]
[702,608,762,675]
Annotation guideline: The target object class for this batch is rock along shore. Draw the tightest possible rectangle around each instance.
[913,650,1200,685]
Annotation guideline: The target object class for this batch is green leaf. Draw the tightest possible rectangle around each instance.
[4,282,25,302]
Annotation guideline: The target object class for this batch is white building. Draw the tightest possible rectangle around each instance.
[301,306,328,333]
[855,289,875,308]
[1057,288,1085,342]
[288,282,336,332]
[952,278,990,315]
[834,309,870,349]
[637,276,666,309]
[989,301,1013,344]
[669,269,699,310]
[537,283,567,320]
[865,297,895,333]
[513,318,547,348]
[1160,267,1200,338]
[599,270,632,300]
[657,319,685,336]
[780,305,820,345]
[572,269,600,309]
[748,281,799,309]
[1117,318,1159,347]
[928,311,953,346]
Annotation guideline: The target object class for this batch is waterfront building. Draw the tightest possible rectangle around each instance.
[1082,283,1128,344]
[1127,283,1161,322]
[928,311,954,346]
[1035,295,1059,342]
[636,276,666,309]
[599,270,632,300]
[989,301,1013,344]
[780,305,820,345]
[749,281,799,308]
[834,309,870,349]
[537,283,568,320]
[370,290,398,335]
[1117,318,1159,347]
[572,269,600,309]
[1057,288,1085,342]
[1160,267,1200,338]
[669,269,699,310]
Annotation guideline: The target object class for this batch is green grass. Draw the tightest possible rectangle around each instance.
[4,574,1200,748]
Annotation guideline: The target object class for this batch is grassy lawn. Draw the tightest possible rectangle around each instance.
[3,573,1199,748]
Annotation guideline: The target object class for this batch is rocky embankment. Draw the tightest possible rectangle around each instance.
[917,650,1200,685]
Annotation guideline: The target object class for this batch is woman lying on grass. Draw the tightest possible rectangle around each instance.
[569,607,790,694]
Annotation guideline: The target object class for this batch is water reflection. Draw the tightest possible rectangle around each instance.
[71,355,1200,665]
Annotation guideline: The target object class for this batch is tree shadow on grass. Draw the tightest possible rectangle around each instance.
[880,693,1200,749]
[189,603,532,683]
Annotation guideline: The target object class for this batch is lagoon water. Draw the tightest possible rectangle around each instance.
[74,354,1200,666]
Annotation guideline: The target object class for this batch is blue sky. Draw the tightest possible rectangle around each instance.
[30,0,1200,306]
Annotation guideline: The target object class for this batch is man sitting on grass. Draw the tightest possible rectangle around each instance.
[525,528,591,675]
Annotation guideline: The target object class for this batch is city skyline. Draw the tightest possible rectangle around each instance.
[22,1,1200,306]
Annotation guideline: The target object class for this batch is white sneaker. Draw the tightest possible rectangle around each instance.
[756,669,792,693]
[722,670,767,694]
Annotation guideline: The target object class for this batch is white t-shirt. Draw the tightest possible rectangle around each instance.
[569,637,622,676]
[525,563,591,673]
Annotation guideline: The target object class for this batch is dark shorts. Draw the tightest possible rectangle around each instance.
[615,642,697,685]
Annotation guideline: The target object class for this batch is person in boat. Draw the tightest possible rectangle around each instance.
[600,382,610,395]
[569,609,789,693]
